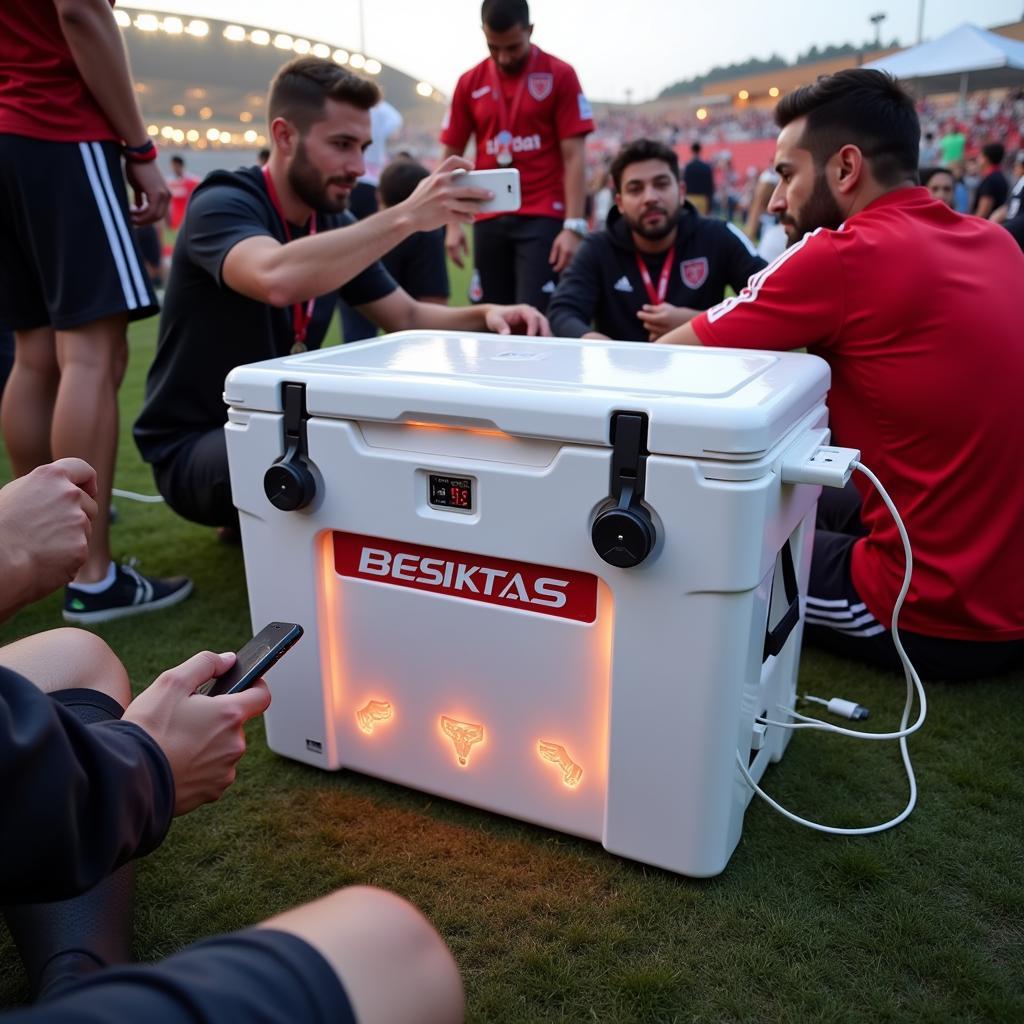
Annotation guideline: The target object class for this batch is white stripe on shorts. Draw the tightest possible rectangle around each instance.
[78,142,140,310]
[805,594,886,637]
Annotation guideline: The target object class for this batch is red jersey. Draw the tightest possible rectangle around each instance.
[440,45,594,220]
[0,0,119,143]
[691,187,1024,642]
[167,174,200,230]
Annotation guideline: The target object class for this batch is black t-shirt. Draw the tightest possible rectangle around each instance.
[683,157,714,198]
[134,166,397,465]
[973,169,1009,213]
[382,227,449,300]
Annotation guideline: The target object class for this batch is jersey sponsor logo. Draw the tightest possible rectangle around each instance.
[333,532,599,623]
[578,94,593,121]
[680,257,709,289]
[613,275,633,292]
[468,268,483,303]
[471,85,492,100]
[528,73,554,101]
[484,133,542,156]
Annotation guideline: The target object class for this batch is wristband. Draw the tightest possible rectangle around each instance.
[123,139,158,164]
[562,218,588,237]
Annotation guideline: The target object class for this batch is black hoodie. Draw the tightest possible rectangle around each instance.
[547,202,765,342]
[134,166,397,466]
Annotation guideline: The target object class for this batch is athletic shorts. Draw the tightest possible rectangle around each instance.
[3,929,354,1024]
[0,135,158,332]
[803,484,1024,681]
[472,215,562,312]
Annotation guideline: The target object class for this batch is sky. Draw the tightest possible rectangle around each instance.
[120,0,1024,103]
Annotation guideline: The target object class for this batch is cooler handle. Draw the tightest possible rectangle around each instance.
[762,540,800,662]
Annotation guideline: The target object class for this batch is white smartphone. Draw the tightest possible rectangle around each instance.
[453,168,521,214]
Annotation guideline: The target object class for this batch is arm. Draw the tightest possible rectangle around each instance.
[357,287,549,336]
[549,136,588,273]
[0,460,97,623]
[656,321,703,346]
[222,156,487,307]
[441,145,471,268]
[54,0,168,224]
[975,195,996,219]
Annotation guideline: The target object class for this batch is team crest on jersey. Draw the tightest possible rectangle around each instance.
[468,269,484,303]
[681,257,709,289]
[528,73,554,101]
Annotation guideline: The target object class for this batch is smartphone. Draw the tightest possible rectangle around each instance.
[199,622,304,697]
[453,168,521,214]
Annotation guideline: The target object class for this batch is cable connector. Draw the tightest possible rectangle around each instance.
[781,440,860,488]
[802,694,870,720]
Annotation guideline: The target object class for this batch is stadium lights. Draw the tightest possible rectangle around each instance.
[244,129,258,143]
[333,49,350,65]
[162,17,183,34]
[186,129,200,142]
[172,103,185,116]
[738,89,749,100]
[274,33,294,50]
[312,43,331,58]
[696,107,708,120]
[135,14,159,31]
[114,10,130,26]
[207,128,221,141]
[224,25,246,42]
[199,106,213,120]
[293,39,312,54]
[365,59,382,75]
[769,86,780,97]
[219,131,232,143]
[240,111,253,123]
[160,126,174,139]
[416,82,433,97]
[173,129,185,143]
[147,124,159,136]
[187,87,206,99]
[349,53,366,69]
[251,30,270,45]
[185,20,209,37]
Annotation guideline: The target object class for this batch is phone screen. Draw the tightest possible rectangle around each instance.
[199,622,303,697]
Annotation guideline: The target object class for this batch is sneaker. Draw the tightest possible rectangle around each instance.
[63,562,193,624]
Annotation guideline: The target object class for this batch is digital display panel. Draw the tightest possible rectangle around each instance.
[429,474,473,512]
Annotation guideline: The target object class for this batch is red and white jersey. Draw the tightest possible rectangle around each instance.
[0,0,119,143]
[691,187,1024,642]
[167,173,200,230]
[440,45,594,220]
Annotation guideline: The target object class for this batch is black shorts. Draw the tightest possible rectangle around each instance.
[804,483,1024,681]
[472,215,562,312]
[4,929,354,1024]
[0,135,158,332]
[152,429,237,529]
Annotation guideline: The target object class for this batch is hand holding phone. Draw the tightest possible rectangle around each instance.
[452,168,521,214]
[199,622,303,697]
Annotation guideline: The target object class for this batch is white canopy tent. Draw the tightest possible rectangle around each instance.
[864,23,1024,104]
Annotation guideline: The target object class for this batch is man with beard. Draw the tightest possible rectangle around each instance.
[658,69,1024,681]
[135,57,548,532]
[440,0,594,312]
[547,138,764,341]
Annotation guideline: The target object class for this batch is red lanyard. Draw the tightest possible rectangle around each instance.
[488,46,537,163]
[634,243,676,305]
[262,166,316,351]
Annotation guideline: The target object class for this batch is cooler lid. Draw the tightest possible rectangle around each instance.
[224,331,830,459]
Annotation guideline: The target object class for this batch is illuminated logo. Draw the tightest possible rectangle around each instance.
[441,716,484,766]
[681,257,709,289]
[356,699,393,734]
[538,740,583,787]
[333,532,598,623]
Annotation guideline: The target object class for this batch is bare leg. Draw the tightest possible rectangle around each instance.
[53,315,128,584]
[259,886,465,1024]
[0,628,130,707]
[1,326,59,476]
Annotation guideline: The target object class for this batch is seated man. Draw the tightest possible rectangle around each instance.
[659,69,1024,681]
[0,461,463,1022]
[134,56,547,531]
[547,138,765,342]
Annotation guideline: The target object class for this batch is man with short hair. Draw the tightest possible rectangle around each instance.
[659,69,1024,680]
[135,57,547,532]
[682,141,714,215]
[0,0,190,624]
[166,154,199,231]
[972,141,1008,218]
[920,166,955,208]
[548,138,765,342]
[440,0,594,311]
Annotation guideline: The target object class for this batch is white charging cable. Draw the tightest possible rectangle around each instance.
[736,457,926,836]
[111,487,165,504]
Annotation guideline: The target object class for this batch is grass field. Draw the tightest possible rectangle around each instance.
[1,294,1022,1021]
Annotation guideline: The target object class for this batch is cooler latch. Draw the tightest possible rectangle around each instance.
[263,382,317,511]
[591,412,657,568]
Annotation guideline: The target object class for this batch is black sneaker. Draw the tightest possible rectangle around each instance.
[63,562,193,624]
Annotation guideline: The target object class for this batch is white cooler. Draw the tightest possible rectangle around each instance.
[224,331,831,877]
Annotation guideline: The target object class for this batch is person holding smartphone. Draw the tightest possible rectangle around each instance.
[134,56,549,539]
[0,461,464,1022]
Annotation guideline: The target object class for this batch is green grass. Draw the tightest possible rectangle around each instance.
[1,305,1023,1022]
